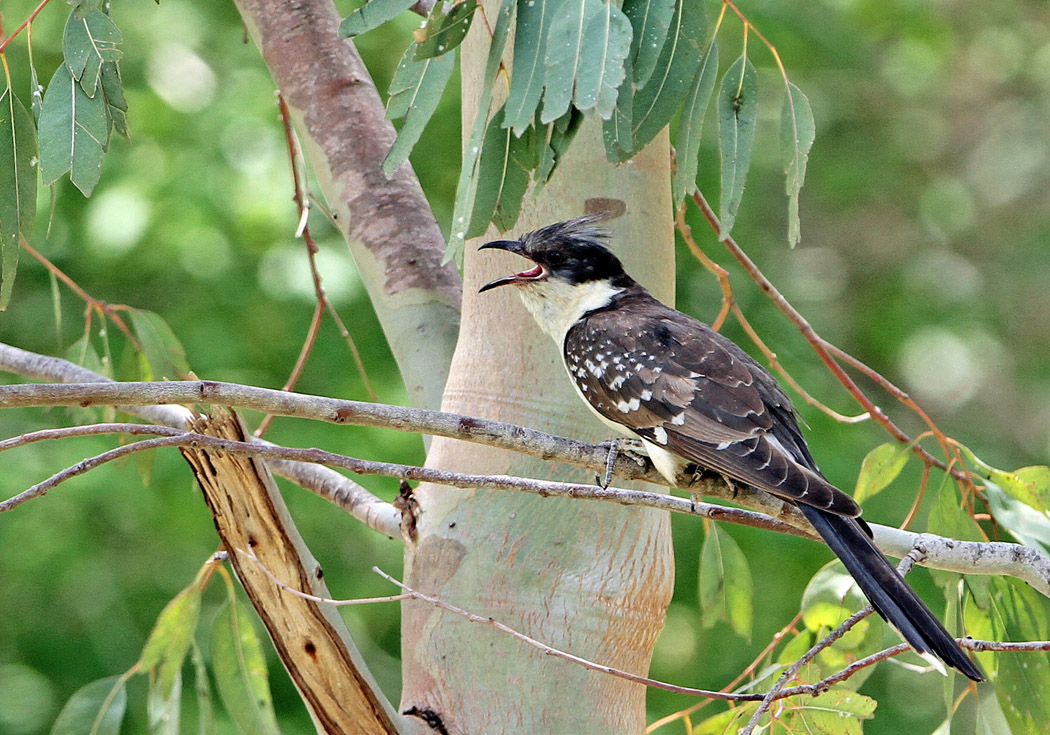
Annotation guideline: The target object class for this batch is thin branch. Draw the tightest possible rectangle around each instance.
[0,0,54,54]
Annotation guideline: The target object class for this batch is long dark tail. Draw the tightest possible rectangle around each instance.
[797,503,983,681]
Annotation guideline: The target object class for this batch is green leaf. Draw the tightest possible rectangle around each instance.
[960,444,1050,513]
[211,600,280,735]
[0,88,38,310]
[801,562,868,634]
[671,41,718,207]
[100,62,129,139]
[50,676,127,735]
[467,107,533,237]
[39,65,109,196]
[413,0,477,60]
[602,74,634,163]
[139,577,204,694]
[504,0,560,135]
[445,0,515,263]
[985,481,1050,553]
[986,578,1050,732]
[542,0,633,122]
[191,642,217,735]
[622,0,675,88]
[339,0,416,38]
[780,689,877,735]
[536,107,583,188]
[698,524,753,639]
[927,477,984,589]
[692,703,758,735]
[127,308,190,379]
[147,669,181,735]
[63,10,123,98]
[780,82,815,247]
[631,0,706,150]
[717,54,758,238]
[853,440,915,505]
[383,43,455,177]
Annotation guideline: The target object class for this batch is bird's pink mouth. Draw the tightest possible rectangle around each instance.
[479,262,547,292]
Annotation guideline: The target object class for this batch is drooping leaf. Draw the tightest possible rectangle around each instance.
[383,43,455,177]
[574,0,632,119]
[602,73,634,163]
[927,477,985,589]
[959,444,1050,513]
[38,64,108,196]
[622,0,675,88]
[413,0,477,60]
[467,107,534,237]
[542,0,632,123]
[853,440,915,505]
[191,642,217,735]
[716,53,758,238]
[536,107,583,188]
[29,51,44,121]
[50,676,127,735]
[339,0,416,37]
[986,481,1050,553]
[779,689,877,735]
[211,600,280,735]
[692,702,758,735]
[631,0,706,150]
[672,41,718,207]
[138,576,204,694]
[445,0,514,263]
[127,308,190,379]
[69,0,102,20]
[504,0,561,135]
[63,10,123,98]
[698,524,753,639]
[147,669,181,735]
[986,578,1050,732]
[0,89,38,310]
[100,62,129,139]
[781,82,815,247]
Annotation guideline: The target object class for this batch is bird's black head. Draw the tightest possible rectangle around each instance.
[478,215,635,293]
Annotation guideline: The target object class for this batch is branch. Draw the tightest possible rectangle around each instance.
[233,0,461,411]
[0,343,400,538]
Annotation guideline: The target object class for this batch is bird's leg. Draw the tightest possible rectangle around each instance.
[597,439,620,489]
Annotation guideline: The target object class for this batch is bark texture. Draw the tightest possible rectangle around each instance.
[234,0,461,411]
[399,5,679,730]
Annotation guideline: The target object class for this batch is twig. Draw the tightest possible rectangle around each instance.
[0,0,54,54]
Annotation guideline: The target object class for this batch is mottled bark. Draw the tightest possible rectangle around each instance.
[398,3,679,730]
[234,0,461,411]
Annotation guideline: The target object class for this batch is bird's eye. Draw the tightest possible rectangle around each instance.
[545,250,565,266]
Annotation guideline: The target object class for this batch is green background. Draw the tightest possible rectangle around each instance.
[2,0,1049,733]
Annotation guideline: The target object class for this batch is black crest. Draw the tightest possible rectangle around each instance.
[519,215,634,287]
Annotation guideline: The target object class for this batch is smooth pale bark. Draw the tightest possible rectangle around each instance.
[399,6,678,731]
[234,0,461,411]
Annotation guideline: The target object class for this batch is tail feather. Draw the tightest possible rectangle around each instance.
[797,503,984,681]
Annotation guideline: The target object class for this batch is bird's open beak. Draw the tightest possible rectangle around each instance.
[478,239,546,293]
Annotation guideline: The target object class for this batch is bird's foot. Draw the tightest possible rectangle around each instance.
[595,438,648,488]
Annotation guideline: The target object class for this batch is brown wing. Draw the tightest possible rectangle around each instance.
[564,288,860,518]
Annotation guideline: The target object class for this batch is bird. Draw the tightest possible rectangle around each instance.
[478,214,983,681]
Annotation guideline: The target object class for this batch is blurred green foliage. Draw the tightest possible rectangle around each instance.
[1,1,1049,733]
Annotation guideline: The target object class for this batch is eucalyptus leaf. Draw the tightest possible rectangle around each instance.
[504,0,561,135]
[0,89,38,310]
[384,43,455,177]
[446,0,514,263]
[138,578,204,694]
[853,440,914,505]
[622,0,675,88]
[191,643,217,735]
[211,600,280,735]
[339,0,416,38]
[414,0,477,60]
[536,108,583,189]
[127,308,190,379]
[986,481,1050,553]
[631,0,706,149]
[63,10,123,98]
[100,62,129,139]
[782,689,877,735]
[147,669,181,735]
[988,578,1050,732]
[698,524,753,639]
[50,677,127,735]
[717,53,758,238]
[602,73,634,163]
[38,64,109,196]
[671,41,717,207]
[781,82,815,246]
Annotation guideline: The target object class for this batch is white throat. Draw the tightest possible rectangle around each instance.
[515,278,624,346]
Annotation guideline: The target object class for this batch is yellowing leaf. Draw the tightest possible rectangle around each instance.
[853,441,915,504]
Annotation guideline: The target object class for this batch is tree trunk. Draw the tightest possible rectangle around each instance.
[399,4,678,730]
